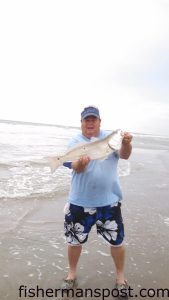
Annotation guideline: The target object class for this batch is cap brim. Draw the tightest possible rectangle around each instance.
[82,113,100,119]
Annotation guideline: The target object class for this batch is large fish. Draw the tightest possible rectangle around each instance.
[48,129,123,172]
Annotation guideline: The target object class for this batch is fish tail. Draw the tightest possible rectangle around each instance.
[48,156,62,173]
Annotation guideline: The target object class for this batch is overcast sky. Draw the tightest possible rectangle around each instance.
[0,0,169,136]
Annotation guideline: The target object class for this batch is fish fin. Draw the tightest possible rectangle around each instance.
[66,141,87,154]
[47,156,62,173]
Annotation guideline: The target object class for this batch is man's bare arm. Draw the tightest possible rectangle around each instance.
[119,132,133,159]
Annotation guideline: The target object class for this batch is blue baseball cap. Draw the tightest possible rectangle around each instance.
[81,106,100,120]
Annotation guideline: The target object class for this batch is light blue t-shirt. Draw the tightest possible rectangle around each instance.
[67,130,123,207]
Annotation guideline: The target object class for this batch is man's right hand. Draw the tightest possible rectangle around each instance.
[71,156,90,173]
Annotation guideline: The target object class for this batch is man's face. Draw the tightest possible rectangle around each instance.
[81,116,101,138]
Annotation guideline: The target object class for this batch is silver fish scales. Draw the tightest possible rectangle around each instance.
[48,129,123,173]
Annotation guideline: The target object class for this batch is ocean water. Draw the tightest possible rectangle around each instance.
[0,121,79,199]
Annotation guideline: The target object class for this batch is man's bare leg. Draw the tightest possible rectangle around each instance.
[66,245,82,280]
[110,245,126,284]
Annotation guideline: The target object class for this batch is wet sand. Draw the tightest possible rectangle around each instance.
[1,147,169,300]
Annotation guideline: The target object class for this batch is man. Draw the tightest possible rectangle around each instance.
[62,106,132,296]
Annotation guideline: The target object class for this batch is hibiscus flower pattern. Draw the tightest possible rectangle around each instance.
[64,202,124,246]
[64,222,88,245]
[96,220,118,244]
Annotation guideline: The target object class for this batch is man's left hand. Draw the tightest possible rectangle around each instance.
[122,132,133,145]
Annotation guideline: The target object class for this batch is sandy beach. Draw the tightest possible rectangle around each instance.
[1,142,169,299]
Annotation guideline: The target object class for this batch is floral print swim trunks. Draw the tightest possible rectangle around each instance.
[64,202,124,246]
